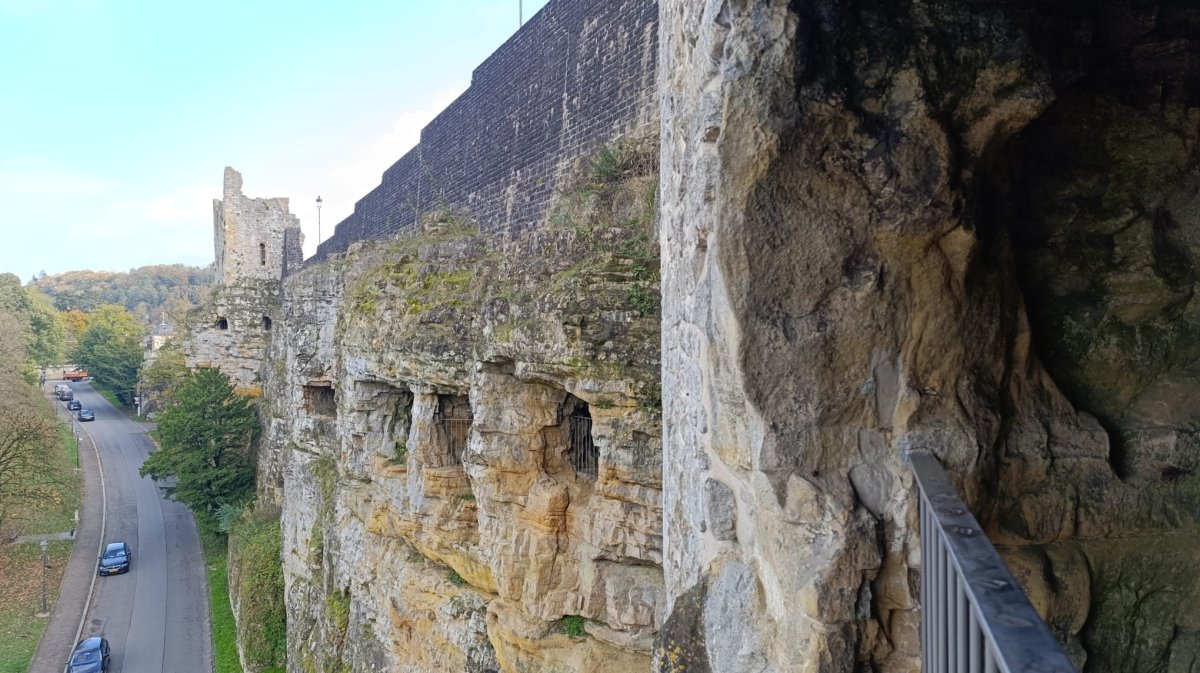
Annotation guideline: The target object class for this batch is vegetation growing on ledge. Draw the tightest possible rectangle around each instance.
[560,614,587,639]
[333,137,663,411]
[326,587,351,650]
[228,506,287,671]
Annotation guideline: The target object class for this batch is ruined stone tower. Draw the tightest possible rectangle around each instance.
[185,167,302,391]
[214,167,303,284]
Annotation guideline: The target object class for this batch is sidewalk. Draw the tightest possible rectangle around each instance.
[27,395,104,673]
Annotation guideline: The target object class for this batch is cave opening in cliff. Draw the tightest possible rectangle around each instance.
[435,393,472,467]
[304,383,337,417]
[970,0,1200,485]
[561,394,597,479]
[216,317,228,330]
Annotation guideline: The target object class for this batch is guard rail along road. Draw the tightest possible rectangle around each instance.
[910,450,1077,673]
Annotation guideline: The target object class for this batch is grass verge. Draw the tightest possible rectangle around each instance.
[202,531,243,673]
[0,404,83,672]
[0,540,72,673]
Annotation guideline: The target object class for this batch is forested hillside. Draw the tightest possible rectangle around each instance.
[31,264,214,322]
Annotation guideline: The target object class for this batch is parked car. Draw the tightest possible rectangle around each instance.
[67,636,110,673]
[67,399,82,411]
[97,541,130,575]
[78,409,95,422]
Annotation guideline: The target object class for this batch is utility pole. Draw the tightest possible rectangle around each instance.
[519,0,522,27]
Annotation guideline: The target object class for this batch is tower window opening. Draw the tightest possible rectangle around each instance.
[259,243,267,266]
[262,316,272,330]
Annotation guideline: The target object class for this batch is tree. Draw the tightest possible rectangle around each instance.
[140,368,259,530]
[72,304,144,405]
[0,309,62,531]
[0,274,65,370]
[22,287,65,367]
[138,342,188,415]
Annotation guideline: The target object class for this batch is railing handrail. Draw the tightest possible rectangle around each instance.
[911,450,1076,673]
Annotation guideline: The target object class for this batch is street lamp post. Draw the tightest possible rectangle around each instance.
[316,195,323,246]
[39,539,48,615]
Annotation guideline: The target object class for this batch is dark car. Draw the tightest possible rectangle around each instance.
[78,409,95,422]
[97,541,130,575]
[67,399,82,411]
[67,636,110,673]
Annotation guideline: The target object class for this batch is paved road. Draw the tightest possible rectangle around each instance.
[38,383,213,673]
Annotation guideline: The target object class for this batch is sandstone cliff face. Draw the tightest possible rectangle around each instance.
[259,156,664,672]
[656,1,1199,672]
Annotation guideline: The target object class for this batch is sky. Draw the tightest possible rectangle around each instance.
[0,0,551,282]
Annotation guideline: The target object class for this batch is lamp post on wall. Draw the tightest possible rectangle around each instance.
[316,195,323,248]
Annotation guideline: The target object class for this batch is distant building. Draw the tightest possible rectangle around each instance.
[148,320,174,354]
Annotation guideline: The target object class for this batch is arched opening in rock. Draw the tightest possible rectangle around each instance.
[345,380,413,463]
[262,316,272,330]
[216,317,229,330]
[971,1,1200,485]
[562,395,597,480]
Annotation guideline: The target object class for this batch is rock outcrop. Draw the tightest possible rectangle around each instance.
[259,152,664,672]
[656,1,1199,671]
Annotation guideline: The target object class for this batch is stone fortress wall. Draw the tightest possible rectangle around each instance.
[312,0,658,262]
[187,168,302,391]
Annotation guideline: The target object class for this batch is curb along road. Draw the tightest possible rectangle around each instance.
[70,419,105,651]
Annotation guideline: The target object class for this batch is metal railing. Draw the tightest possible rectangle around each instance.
[911,451,1076,673]
[568,415,597,478]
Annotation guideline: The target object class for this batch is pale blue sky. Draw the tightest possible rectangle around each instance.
[0,0,550,281]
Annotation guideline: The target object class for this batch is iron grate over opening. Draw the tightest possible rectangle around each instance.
[568,415,597,479]
[441,417,472,465]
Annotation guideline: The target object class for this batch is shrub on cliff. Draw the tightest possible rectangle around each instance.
[141,367,258,530]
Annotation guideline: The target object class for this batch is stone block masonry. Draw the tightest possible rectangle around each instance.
[312,0,657,262]
[215,167,303,284]
[188,168,302,391]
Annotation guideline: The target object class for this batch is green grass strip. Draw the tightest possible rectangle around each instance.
[202,532,243,673]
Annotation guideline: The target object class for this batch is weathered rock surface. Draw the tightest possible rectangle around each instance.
[657,0,1199,671]
[261,157,664,672]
